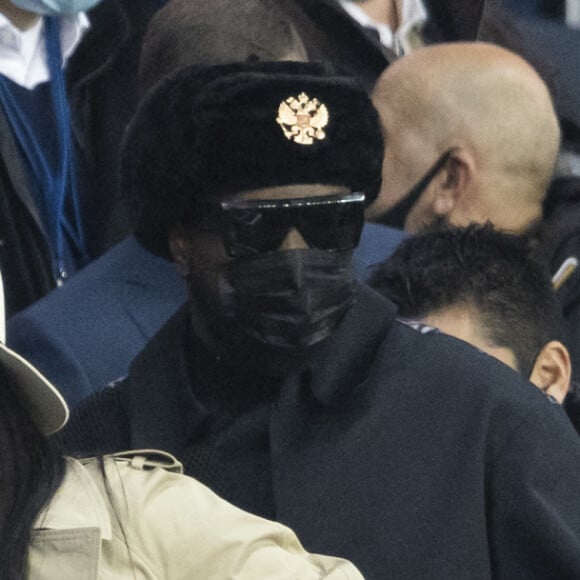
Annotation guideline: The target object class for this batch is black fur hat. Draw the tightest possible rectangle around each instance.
[122,61,384,258]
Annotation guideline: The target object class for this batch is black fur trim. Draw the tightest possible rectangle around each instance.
[121,61,384,258]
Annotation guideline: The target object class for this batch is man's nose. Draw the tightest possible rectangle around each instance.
[278,227,309,250]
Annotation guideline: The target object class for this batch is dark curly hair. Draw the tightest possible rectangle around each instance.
[368,224,563,376]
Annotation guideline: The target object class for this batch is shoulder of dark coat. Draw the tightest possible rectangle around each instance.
[55,382,130,457]
[378,319,542,404]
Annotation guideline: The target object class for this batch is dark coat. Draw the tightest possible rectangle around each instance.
[0,0,160,315]
[67,0,162,257]
[0,106,55,314]
[540,176,580,384]
[6,225,401,409]
[7,236,186,408]
[61,285,580,580]
[282,0,487,89]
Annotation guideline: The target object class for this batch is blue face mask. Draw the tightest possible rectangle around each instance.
[9,0,102,15]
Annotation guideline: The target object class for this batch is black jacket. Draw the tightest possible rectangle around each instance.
[67,0,162,257]
[540,176,580,384]
[1,0,160,315]
[61,285,580,580]
[281,0,487,90]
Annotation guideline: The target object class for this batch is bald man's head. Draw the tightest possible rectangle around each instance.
[368,42,560,234]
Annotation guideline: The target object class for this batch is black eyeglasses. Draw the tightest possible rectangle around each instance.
[212,192,365,257]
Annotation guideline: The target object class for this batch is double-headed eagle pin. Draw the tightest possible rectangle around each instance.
[276,92,329,145]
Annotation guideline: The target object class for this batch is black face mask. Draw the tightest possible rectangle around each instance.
[378,149,453,229]
[219,249,357,350]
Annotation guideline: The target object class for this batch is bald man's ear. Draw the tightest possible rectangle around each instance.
[431,149,476,219]
[529,340,571,404]
[168,226,192,277]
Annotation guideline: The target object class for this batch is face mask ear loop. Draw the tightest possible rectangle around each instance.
[378,148,455,229]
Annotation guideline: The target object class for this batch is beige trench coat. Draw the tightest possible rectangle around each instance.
[28,451,363,579]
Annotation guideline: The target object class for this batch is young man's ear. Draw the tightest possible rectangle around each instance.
[432,148,476,220]
[529,340,572,404]
[168,226,192,277]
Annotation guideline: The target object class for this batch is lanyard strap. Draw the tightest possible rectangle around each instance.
[0,16,87,280]
[44,15,88,278]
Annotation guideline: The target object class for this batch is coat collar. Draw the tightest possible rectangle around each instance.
[422,0,485,43]
[288,0,396,88]
[33,457,112,540]
[306,284,397,406]
[66,0,127,89]
[123,306,211,455]
[122,286,398,450]
[109,236,187,340]
[0,106,46,235]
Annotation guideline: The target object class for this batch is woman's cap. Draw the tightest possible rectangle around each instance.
[0,275,68,435]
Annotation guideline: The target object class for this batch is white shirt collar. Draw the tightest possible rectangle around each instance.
[0,12,90,90]
[339,0,428,55]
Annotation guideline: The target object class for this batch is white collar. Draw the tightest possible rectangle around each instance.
[339,0,428,54]
[33,457,113,540]
[0,12,90,89]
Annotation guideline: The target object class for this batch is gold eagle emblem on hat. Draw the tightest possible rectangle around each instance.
[276,92,329,145]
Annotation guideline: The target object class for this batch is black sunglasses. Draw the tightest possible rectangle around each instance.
[213,192,365,257]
